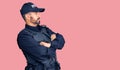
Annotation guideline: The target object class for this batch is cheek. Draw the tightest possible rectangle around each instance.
[31,16,38,21]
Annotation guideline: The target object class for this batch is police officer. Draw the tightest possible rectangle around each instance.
[17,2,65,70]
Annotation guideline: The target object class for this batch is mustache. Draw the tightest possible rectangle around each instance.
[37,17,40,20]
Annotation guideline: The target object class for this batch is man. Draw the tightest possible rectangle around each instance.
[17,2,65,70]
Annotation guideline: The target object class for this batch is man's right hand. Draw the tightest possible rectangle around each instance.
[51,34,56,41]
[40,42,51,48]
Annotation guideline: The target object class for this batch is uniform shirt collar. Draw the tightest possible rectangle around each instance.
[25,24,41,32]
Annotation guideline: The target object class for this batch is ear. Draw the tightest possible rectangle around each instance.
[25,13,31,20]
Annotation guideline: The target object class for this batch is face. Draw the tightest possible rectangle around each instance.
[27,12,40,25]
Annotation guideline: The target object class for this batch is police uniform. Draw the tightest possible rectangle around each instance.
[17,24,65,70]
[18,2,65,70]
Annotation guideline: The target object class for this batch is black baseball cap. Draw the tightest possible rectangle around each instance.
[20,2,45,16]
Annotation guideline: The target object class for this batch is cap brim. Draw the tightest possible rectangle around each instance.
[38,8,45,12]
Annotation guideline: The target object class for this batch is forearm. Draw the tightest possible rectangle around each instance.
[51,33,65,49]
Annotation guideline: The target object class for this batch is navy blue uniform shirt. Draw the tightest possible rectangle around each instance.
[17,24,65,70]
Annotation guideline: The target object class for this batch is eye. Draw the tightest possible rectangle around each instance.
[36,12,40,15]
[34,12,37,15]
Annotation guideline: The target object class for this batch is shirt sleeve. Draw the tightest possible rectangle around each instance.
[51,33,65,49]
[17,31,49,62]
[46,27,65,49]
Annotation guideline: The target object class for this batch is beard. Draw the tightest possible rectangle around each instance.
[34,20,40,25]
[30,17,40,25]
